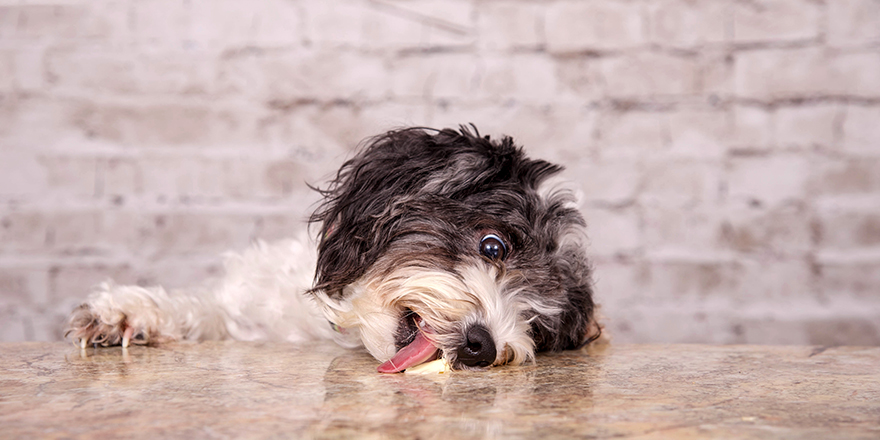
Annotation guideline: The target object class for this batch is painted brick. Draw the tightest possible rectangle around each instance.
[827,0,880,47]
[600,52,699,97]
[69,102,262,148]
[477,2,543,51]
[389,53,480,100]
[735,48,880,100]
[480,54,561,102]
[47,49,218,96]
[775,105,841,149]
[546,1,645,52]
[189,0,302,47]
[733,0,821,43]
[220,50,389,101]
[815,208,880,251]
[640,160,722,207]
[842,106,880,155]
[597,110,668,159]
[580,206,641,257]
[647,0,728,48]
[809,158,880,196]
[731,105,774,150]
[727,154,810,206]
[566,159,640,205]
[0,266,48,306]
[667,109,730,158]
[555,58,604,102]
[642,206,723,254]
[718,205,814,256]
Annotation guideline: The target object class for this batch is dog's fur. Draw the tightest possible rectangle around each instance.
[66,126,601,372]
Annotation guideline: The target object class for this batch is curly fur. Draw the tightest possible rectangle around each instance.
[66,125,601,372]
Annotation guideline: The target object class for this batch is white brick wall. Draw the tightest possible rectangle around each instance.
[1,0,878,345]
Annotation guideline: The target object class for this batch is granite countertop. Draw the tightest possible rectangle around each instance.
[1,341,878,439]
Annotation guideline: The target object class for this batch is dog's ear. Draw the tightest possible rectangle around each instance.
[530,245,600,351]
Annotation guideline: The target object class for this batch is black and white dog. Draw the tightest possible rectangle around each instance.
[66,126,602,372]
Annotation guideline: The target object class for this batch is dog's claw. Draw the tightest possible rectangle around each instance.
[80,338,87,349]
[122,327,134,348]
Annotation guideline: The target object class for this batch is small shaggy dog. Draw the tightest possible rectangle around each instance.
[66,126,601,372]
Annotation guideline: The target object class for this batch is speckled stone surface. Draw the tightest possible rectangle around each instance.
[2,342,878,439]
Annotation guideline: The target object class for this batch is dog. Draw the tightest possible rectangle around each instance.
[66,126,602,372]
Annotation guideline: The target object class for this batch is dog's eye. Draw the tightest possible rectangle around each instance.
[479,234,507,261]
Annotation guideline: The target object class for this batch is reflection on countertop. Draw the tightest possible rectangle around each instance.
[1,341,879,439]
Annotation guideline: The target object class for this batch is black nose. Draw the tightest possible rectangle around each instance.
[456,325,496,368]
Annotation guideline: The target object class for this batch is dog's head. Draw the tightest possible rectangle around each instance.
[310,126,600,372]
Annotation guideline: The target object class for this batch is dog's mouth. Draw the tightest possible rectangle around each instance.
[377,311,440,373]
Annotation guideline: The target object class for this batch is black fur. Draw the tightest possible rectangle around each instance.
[309,125,599,354]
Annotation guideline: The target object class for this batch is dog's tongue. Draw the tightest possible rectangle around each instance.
[377,326,438,374]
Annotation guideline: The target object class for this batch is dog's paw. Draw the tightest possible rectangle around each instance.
[65,303,151,348]
[64,284,172,348]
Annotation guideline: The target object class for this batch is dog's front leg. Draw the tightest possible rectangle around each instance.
[66,282,229,348]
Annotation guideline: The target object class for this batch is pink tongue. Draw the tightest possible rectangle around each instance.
[377,329,439,373]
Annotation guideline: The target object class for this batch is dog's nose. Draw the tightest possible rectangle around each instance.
[456,325,496,368]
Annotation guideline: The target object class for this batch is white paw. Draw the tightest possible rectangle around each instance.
[64,283,170,348]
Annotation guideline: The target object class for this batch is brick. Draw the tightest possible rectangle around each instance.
[842,106,880,155]
[815,208,880,251]
[816,260,880,300]
[718,205,813,256]
[642,206,722,254]
[697,49,735,97]
[735,48,880,100]
[0,149,46,198]
[477,2,543,51]
[731,105,774,150]
[131,0,193,47]
[733,0,821,43]
[389,53,480,100]
[302,0,366,47]
[555,57,604,102]
[727,154,809,206]
[70,102,262,147]
[0,50,13,92]
[809,158,880,196]
[647,0,728,48]
[430,103,598,156]
[597,110,668,159]
[580,206,640,257]
[637,259,744,300]
[0,210,50,252]
[364,0,474,50]
[546,1,645,52]
[7,3,128,41]
[775,105,841,149]
[600,52,698,97]
[733,258,813,301]
[137,211,258,258]
[667,109,730,158]
[806,317,880,346]
[640,160,722,207]
[46,50,217,96]
[827,0,880,47]
[189,0,301,47]
[0,310,27,342]
[220,50,389,101]
[0,266,48,306]
[49,263,138,302]
[565,159,640,205]
[480,54,560,102]
[37,155,98,199]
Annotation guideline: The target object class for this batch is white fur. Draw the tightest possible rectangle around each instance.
[69,237,336,348]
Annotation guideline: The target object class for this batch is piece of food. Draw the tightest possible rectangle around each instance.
[404,358,451,375]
